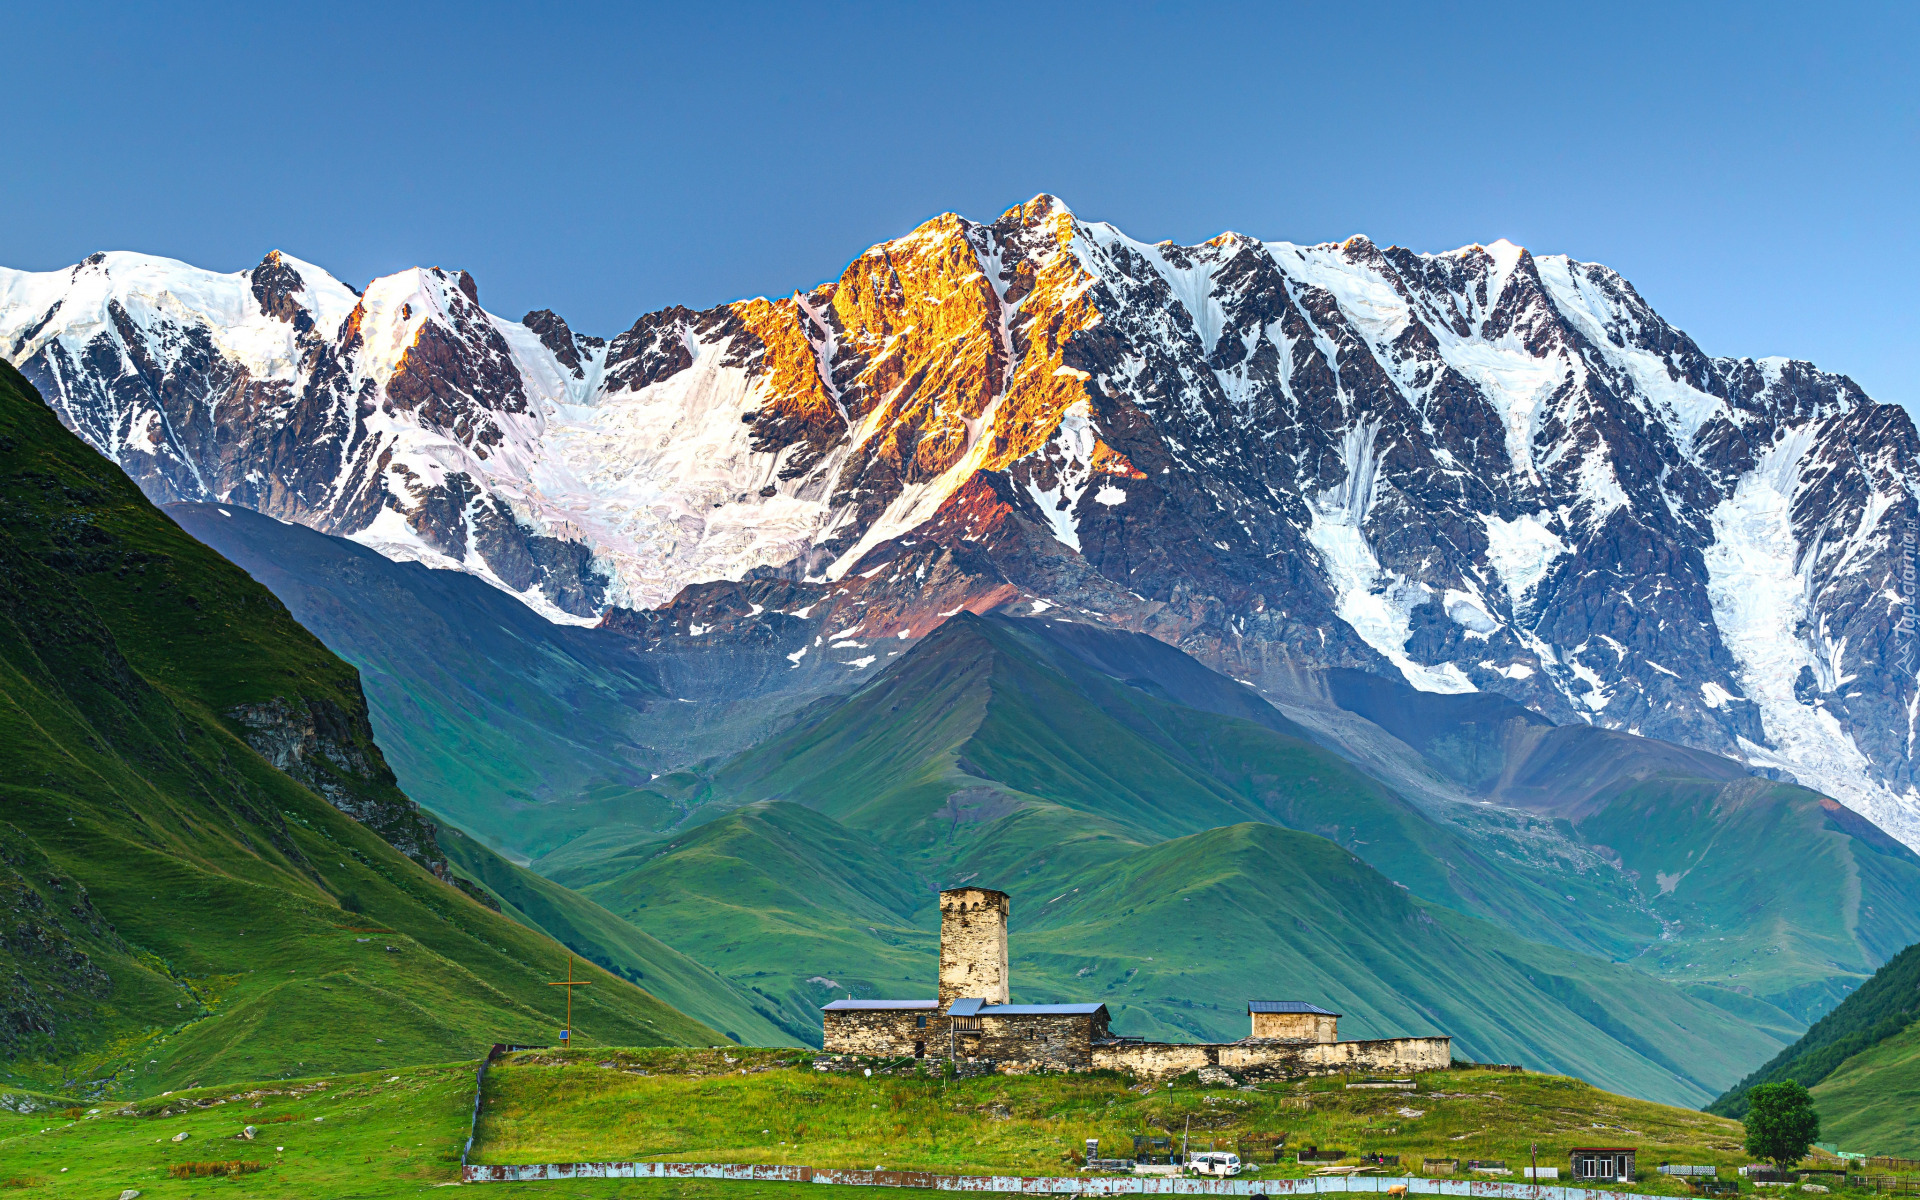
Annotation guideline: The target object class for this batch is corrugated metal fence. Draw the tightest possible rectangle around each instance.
[465,1045,544,1174]
[461,1161,1646,1198]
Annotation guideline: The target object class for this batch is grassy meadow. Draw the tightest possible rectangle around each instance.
[0,1062,473,1198]
[472,1049,1774,1194]
[0,1060,946,1200]
[9,1047,1904,1198]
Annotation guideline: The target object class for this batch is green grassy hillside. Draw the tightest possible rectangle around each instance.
[436,824,799,1047]
[0,361,719,1098]
[1011,822,1782,1102]
[1320,666,1920,1029]
[1578,781,1920,1024]
[1808,1016,1920,1155]
[701,614,1652,959]
[564,798,1784,1105]
[1709,939,1920,1118]
[554,801,937,1029]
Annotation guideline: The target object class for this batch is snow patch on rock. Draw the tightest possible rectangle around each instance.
[1306,422,1474,694]
[1480,511,1567,614]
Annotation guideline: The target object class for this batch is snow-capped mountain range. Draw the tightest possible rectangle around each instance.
[6,196,1918,846]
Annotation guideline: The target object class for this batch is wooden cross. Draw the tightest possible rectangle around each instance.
[547,954,591,1045]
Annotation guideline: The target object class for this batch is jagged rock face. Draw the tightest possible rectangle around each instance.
[224,695,447,875]
[4,199,1918,844]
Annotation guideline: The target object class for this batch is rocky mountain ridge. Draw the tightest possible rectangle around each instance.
[5,197,1917,845]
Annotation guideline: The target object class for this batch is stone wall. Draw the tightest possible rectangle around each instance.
[1090,1040,1213,1078]
[953,1013,1106,1072]
[1093,1036,1451,1081]
[938,888,1010,1003]
[823,1008,1111,1070]
[1249,1011,1338,1042]
[822,1010,937,1057]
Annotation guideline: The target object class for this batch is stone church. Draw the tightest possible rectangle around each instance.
[821,886,1451,1078]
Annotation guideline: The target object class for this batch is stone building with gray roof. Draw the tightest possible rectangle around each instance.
[821,885,1450,1079]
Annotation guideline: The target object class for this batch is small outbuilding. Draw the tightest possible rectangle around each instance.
[1247,1001,1340,1042]
[1571,1148,1637,1182]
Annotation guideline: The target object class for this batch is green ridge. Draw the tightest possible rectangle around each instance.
[702,614,1650,957]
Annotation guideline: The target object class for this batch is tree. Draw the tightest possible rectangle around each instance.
[1744,1081,1821,1169]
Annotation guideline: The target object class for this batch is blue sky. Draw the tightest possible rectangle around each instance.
[7,1,1916,406]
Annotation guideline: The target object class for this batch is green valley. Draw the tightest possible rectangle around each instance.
[155,443,1920,1108]
[543,616,1813,1107]
[8,333,1918,1127]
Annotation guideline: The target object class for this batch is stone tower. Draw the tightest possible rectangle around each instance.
[938,887,1010,1004]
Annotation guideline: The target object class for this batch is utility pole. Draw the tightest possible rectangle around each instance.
[546,954,591,1046]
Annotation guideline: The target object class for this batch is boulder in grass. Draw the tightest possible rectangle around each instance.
[120,1190,142,1199]
[170,1131,190,1142]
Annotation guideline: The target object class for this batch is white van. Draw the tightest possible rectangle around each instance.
[1188,1152,1242,1177]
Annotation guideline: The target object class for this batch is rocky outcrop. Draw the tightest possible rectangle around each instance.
[225,695,447,877]
[6,200,1918,844]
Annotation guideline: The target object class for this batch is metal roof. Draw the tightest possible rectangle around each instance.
[824,997,1110,1016]
[945,998,1108,1017]
[1247,1001,1340,1016]
[982,1003,1108,1016]
[1570,1148,1637,1154]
